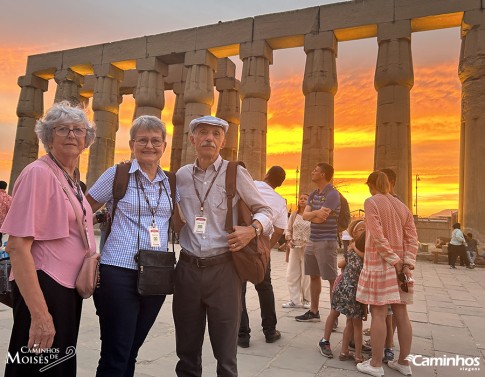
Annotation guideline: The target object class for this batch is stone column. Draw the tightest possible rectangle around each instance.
[9,74,48,190]
[459,9,485,242]
[215,58,240,161]
[238,41,272,180]
[86,64,123,187]
[374,20,414,207]
[300,32,338,195]
[170,68,187,172]
[133,57,168,120]
[181,50,217,165]
[54,69,85,105]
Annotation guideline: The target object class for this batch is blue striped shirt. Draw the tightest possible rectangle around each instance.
[88,160,179,270]
[308,184,340,241]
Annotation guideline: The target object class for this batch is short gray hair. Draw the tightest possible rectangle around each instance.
[130,115,166,141]
[35,101,96,153]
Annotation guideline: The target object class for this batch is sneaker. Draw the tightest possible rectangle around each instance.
[383,348,394,363]
[356,359,384,377]
[318,339,333,358]
[265,330,281,343]
[450,265,457,269]
[388,360,412,376]
[282,301,299,308]
[295,310,320,322]
[302,300,310,309]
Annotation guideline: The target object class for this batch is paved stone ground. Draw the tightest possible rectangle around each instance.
[1,244,484,376]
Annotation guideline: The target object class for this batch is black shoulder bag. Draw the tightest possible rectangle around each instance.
[134,171,177,296]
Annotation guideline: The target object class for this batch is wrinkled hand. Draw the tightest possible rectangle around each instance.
[227,226,254,252]
[28,312,55,353]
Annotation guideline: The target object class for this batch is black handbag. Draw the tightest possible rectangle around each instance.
[135,249,176,295]
[134,171,177,296]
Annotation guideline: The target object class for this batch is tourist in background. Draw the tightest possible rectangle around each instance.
[1,102,96,377]
[87,115,177,377]
[282,193,311,309]
[465,233,478,267]
[0,180,12,246]
[448,223,471,269]
[355,171,418,377]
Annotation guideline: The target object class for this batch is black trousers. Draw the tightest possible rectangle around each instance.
[449,244,469,267]
[173,257,241,377]
[239,259,277,339]
[5,271,82,377]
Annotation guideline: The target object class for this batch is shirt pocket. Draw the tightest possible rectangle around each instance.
[209,183,228,211]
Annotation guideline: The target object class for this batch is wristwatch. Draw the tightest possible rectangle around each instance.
[251,223,261,237]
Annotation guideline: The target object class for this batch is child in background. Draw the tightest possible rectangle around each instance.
[318,220,366,363]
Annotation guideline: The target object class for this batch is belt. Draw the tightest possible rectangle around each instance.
[180,251,232,268]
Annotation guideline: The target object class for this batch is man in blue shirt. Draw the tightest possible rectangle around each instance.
[296,163,340,322]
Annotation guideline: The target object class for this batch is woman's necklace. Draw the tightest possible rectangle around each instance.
[48,153,86,217]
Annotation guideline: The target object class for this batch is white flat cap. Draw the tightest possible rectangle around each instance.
[189,116,229,133]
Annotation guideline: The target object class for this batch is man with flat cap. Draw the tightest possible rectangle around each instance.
[174,115,273,377]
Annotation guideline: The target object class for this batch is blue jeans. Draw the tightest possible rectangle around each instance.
[94,265,165,377]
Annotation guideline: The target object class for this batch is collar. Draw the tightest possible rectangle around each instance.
[193,155,223,174]
[130,159,167,183]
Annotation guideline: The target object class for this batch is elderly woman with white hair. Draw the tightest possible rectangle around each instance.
[1,101,96,377]
[87,115,178,377]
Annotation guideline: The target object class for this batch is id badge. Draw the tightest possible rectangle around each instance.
[149,226,161,247]
[194,216,207,234]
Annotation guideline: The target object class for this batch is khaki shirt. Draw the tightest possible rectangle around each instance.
[176,156,273,257]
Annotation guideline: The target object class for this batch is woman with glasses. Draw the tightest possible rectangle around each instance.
[355,171,418,377]
[1,102,96,377]
[86,115,178,377]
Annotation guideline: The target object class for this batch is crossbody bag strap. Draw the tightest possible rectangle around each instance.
[224,161,238,232]
[41,160,90,252]
[163,170,177,253]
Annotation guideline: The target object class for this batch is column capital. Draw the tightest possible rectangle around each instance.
[239,40,273,63]
[377,20,411,43]
[214,58,236,80]
[54,69,84,86]
[184,50,218,70]
[462,9,485,37]
[93,63,124,81]
[136,57,168,76]
[17,74,48,92]
[304,31,337,54]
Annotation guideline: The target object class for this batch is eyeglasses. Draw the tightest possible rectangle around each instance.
[132,137,165,147]
[397,272,409,293]
[55,126,87,137]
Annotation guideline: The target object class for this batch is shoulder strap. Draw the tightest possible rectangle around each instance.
[105,161,131,240]
[224,161,239,232]
[163,170,176,215]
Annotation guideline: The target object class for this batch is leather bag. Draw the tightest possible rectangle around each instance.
[224,161,270,285]
[134,250,176,295]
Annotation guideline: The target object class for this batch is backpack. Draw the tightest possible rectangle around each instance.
[337,191,351,233]
[105,161,176,240]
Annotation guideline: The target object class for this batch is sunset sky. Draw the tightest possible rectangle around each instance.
[0,0,463,216]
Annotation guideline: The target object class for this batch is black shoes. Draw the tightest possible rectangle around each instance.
[237,336,250,348]
[265,330,281,343]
